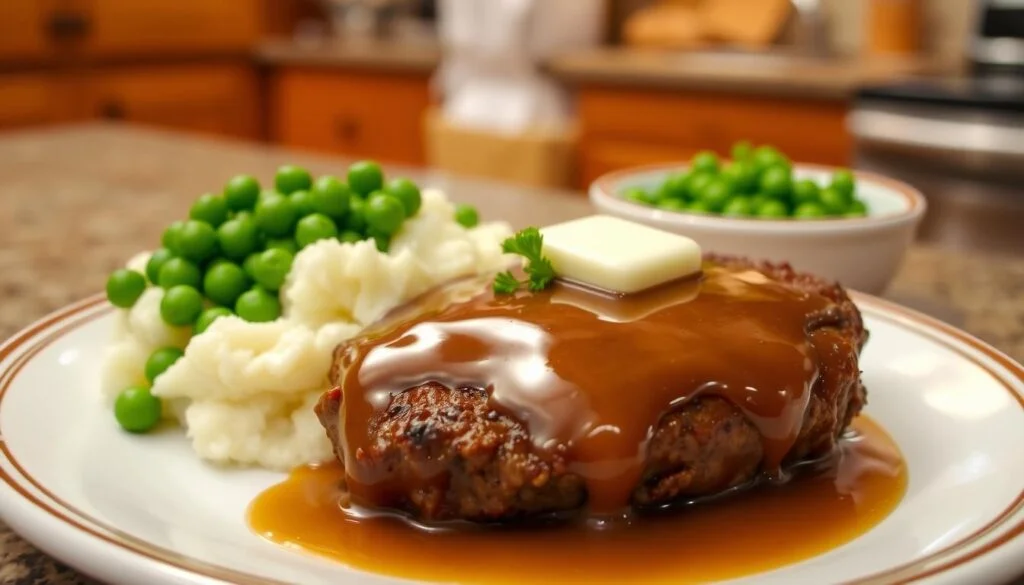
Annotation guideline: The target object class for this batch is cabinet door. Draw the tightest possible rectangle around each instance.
[579,138,702,187]
[0,1,52,62]
[87,63,261,139]
[83,0,260,57]
[0,73,79,128]
[271,68,432,165]
[578,87,852,171]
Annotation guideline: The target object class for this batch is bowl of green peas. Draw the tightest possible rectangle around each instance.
[589,142,926,293]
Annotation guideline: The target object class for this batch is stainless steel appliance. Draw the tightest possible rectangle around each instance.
[850,0,1024,258]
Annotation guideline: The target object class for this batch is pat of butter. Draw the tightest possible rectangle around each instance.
[540,215,702,294]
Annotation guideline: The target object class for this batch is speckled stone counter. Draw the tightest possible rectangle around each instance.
[1,124,1022,584]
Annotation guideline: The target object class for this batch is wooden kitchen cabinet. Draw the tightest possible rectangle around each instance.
[0,2,54,62]
[0,0,261,63]
[0,73,79,128]
[84,63,261,139]
[577,87,852,186]
[84,0,260,57]
[270,67,432,165]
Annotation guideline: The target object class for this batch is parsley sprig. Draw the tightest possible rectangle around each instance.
[493,227,556,294]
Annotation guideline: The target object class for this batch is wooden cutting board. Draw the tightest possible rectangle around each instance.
[699,0,793,47]
[622,0,793,49]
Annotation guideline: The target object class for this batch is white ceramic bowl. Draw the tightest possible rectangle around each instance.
[589,163,927,294]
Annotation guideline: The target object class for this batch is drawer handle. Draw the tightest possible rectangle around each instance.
[47,11,91,42]
[99,101,125,120]
[335,117,360,144]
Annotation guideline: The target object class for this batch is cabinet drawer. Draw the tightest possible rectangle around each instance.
[86,63,260,139]
[84,0,260,56]
[0,2,51,61]
[0,73,79,128]
[270,68,431,165]
[579,87,851,167]
[579,138,702,187]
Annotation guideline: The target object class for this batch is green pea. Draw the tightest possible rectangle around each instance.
[756,199,789,219]
[347,160,384,197]
[847,199,869,217]
[158,258,201,289]
[235,287,281,323]
[662,173,689,200]
[242,253,260,280]
[202,261,250,307]
[722,161,759,194]
[623,187,657,205]
[296,213,339,248]
[454,203,479,228]
[114,386,162,433]
[190,193,230,227]
[792,179,821,206]
[752,146,787,172]
[658,198,688,212]
[106,269,147,309]
[365,191,406,235]
[819,187,850,215]
[144,347,184,384]
[367,228,390,253]
[194,307,233,335]
[722,197,756,217]
[699,178,732,212]
[255,193,298,238]
[250,248,294,292]
[160,285,204,326]
[691,150,719,174]
[386,178,422,217]
[177,220,219,263]
[731,140,754,162]
[312,176,351,221]
[265,238,299,255]
[289,189,318,217]
[162,221,187,255]
[794,202,828,219]
[275,164,312,195]
[217,216,259,260]
[830,169,856,200]
[759,166,793,200]
[338,230,363,244]
[687,200,712,214]
[224,175,260,211]
[346,197,367,233]
[145,248,174,284]
[685,172,715,199]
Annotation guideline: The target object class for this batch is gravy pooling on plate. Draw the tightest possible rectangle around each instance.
[248,416,907,584]
[332,262,862,516]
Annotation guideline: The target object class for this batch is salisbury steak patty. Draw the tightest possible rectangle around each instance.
[315,257,868,522]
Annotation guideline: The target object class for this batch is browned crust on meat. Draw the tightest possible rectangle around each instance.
[317,256,868,521]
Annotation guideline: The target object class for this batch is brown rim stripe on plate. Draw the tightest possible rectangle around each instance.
[0,298,287,585]
[0,294,1022,585]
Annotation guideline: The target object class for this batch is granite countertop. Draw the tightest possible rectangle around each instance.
[546,48,943,99]
[255,37,440,73]
[1,124,1022,584]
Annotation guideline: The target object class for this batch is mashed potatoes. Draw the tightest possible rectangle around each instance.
[100,189,511,469]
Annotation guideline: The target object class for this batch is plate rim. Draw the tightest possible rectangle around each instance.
[0,292,1022,585]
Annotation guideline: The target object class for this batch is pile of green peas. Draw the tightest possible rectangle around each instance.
[104,160,481,433]
[621,142,869,220]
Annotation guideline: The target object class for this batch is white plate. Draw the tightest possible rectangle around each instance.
[1,294,1022,585]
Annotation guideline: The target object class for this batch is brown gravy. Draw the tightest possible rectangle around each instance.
[249,416,907,584]
[335,266,859,514]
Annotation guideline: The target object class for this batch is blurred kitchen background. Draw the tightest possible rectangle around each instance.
[0,0,1020,257]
